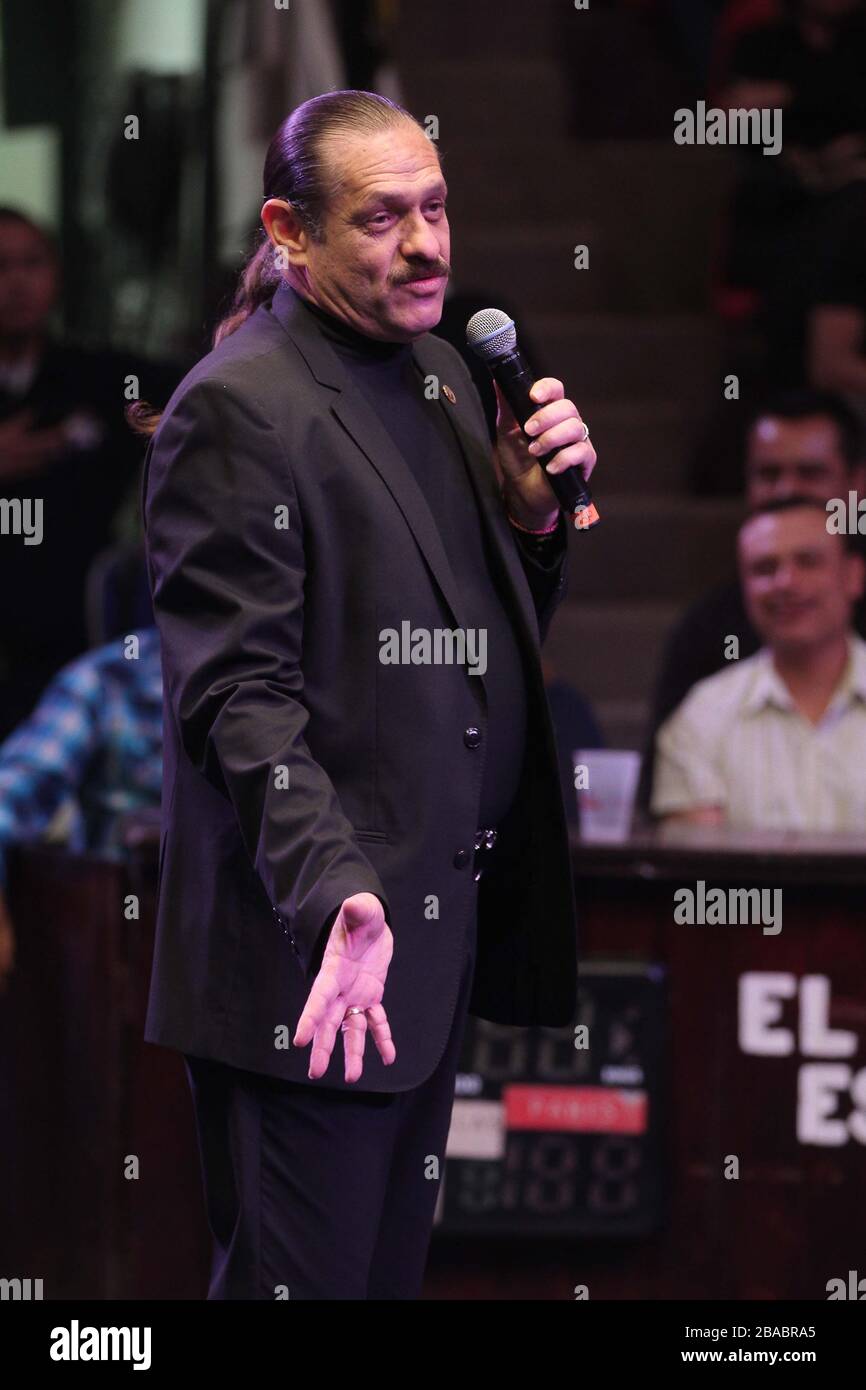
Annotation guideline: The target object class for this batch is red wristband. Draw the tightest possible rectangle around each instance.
[507,510,560,536]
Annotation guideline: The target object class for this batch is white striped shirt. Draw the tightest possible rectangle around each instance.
[651,634,866,832]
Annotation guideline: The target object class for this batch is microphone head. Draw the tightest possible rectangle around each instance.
[466,308,517,362]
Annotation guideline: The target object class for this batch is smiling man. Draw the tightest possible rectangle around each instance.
[652,497,866,830]
[140,91,596,1299]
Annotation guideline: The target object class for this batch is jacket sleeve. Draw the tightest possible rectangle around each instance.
[511,511,569,644]
[143,376,392,975]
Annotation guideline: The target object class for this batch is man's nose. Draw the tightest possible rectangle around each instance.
[770,475,797,500]
[771,562,797,589]
[399,215,443,263]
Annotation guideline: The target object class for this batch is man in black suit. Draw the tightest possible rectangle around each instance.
[142,91,596,1299]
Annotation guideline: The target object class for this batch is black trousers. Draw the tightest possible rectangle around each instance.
[184,916,477,1300]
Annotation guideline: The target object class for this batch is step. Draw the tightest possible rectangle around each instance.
[441,139,733,312]
[573,398,699,494]
[451,206,722,316]
[394,0,564,61]
[556,5,699,138]
[395,2,694,138]
[591,698,651,754]
[524,313,724,401]
[545,601,681,704]
[401,58,572,143]
[441,138,733,223]
[452,220,608,316]
[561,494,742,601]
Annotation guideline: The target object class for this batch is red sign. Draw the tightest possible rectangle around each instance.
[504,1085,648,1134]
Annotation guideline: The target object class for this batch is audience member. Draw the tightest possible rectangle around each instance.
[0,627,162,985]
[652,497,866,828]
[0,208,175,738]
[652,390,865,723]
[717,0,866,312]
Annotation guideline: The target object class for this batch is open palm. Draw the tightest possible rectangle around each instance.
[293,892,396,1083]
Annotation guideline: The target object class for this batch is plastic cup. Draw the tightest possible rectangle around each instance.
[573,749,642,843]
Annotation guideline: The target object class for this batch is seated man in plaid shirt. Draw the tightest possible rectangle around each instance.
[0,626,163,986]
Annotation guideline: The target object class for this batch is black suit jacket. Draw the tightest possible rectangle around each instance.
[142,280,578,1093]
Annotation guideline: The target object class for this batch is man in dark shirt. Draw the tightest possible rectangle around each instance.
[296,289,541,829]
[143,91,597,1300]
[727,0,866,153]
[0,207,177,736]
[642,388,865,808]
[719,0,866,306]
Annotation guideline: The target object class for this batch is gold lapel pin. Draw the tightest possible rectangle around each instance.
[442,384,457,404]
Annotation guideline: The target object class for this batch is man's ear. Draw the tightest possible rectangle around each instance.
[261,198,309,268]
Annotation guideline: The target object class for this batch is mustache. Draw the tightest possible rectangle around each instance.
[393,263,450,286]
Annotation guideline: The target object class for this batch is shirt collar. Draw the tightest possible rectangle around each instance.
[743,633,866,717]
[284,284,412,365]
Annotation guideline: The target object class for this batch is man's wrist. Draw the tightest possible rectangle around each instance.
[502,481,559,533]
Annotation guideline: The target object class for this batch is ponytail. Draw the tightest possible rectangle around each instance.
[213,235,282,347]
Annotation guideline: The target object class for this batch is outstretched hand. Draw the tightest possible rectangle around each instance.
[292,892,395,1083]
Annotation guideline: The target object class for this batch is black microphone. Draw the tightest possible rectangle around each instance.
[466,308,599,531]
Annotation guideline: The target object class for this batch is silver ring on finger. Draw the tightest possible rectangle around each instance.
[579,420,590,443]
[340,1006,365,1032]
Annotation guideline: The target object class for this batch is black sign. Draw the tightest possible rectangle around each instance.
[438,962,666,1235]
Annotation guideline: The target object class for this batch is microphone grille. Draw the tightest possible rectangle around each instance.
[465,308,517,361]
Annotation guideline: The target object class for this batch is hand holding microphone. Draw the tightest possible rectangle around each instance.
[467,309,599,531]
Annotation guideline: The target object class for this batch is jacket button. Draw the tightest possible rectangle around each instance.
[463,726,482,749]
[453,848,472,869]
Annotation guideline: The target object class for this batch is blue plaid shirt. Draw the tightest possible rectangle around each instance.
[0,627,163,885]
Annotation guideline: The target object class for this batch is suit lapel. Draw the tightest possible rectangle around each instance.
[410,336,542,655]
[330,383,474,637]
[268,282,541,689]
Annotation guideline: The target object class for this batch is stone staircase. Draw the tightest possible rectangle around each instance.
[394,0,739,749]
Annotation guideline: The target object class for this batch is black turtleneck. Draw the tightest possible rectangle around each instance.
[291,286,541,828]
